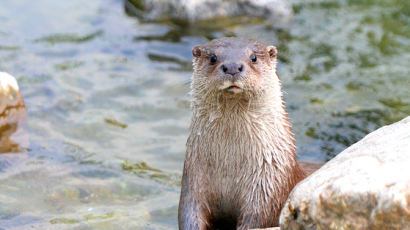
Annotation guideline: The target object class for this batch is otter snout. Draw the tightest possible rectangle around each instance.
[220,63,245,77]
[217,62,246,94]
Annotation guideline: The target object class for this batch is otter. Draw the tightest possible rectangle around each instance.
[178,37,322,230]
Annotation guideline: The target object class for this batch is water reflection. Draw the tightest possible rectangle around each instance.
[134,16,261,42]
[34,30,104,45]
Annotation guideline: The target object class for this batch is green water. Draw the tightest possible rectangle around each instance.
[0,0,408,229]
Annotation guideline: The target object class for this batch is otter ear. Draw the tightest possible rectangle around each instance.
[192,46,202,58]
[267,46,277,59]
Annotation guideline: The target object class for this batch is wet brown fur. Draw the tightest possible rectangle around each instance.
[179,37,322,230]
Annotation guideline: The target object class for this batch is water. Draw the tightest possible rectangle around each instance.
[0,0,408,229]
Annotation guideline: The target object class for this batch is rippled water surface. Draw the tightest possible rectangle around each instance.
[0,0,409,229]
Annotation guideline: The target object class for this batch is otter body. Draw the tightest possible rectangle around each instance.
[179,38,314,230]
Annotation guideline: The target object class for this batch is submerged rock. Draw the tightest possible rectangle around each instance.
[125,0,292,24]
[280,116,410,229]
[0,72,27,153]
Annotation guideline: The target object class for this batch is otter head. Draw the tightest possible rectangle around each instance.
[191,37,279,106]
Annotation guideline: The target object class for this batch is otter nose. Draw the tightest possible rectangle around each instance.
[221,63,244,76]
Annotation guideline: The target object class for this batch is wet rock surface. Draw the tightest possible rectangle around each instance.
[280,116,410,229]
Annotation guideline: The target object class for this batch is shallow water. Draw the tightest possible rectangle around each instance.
[0,0,408,229]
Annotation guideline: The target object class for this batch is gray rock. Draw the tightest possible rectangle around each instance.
[125,0,292,23]
[280,116,410,229]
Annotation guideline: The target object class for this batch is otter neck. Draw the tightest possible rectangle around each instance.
[192,85,286,117]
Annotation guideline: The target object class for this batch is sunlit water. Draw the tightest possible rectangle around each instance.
[0,0,408,229]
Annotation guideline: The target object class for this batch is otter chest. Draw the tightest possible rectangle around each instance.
[190,115,281,199]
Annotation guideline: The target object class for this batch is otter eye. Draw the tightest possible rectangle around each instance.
[210,54,217,64]
[250,53,257,63]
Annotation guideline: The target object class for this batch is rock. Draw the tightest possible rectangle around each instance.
[0,72,27,153]
[280,116,410,229]
[251,228,280,230]
[125,0,292,24]
[0,72,24,115]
